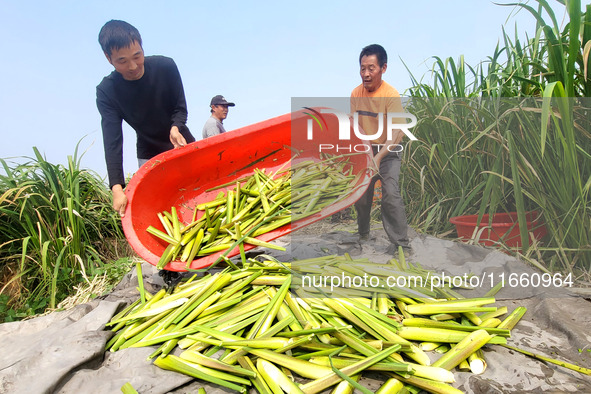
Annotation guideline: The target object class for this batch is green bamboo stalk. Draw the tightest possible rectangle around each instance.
[431,329,493,370]
[397,327,506,344]
[154,355,248,392]
[484,279,505,297]
[468,349,487,375]
[276,326,345,338]
[391,373,463,394]
[296,345,348,361]
[159,338,179,358]
[247,276,291,338]
[501,344,591,376]
[375,378,403,394]
[406,297,495,313]
[110,297,189,325]
[497,306,527,330]
[402,317,510,336]
[131,324,211,348]
[326,357,373,394]
[310,357,420,376]
[179,350,256,377]
[220,337,291,349]
[237,356,274,394]
[198,294,242,318]
[478,306,508,321]
[275,334,314,354]
[118,321,162,350]
[330,374,361,394]
[479,318,501,328]
[300,344,401,394]
[257,359,305,394]
[122,309,172,340]
[120,382,138,394]
[406,305,497,315]
[248,349,333,379]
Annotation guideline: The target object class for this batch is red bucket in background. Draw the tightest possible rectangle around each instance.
[449,211,547,247]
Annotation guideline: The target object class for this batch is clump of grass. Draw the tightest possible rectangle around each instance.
[0,142,127,320]
[400,0,591,271]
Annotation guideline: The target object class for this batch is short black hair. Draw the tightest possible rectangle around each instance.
[359,44,387,67]
[99,20,142,57]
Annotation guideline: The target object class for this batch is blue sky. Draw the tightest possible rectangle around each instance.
[0,1,568,181]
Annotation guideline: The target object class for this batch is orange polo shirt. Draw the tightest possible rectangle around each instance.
[350,81,404,144]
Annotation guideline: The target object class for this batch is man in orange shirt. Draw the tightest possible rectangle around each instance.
[350,44,410,254]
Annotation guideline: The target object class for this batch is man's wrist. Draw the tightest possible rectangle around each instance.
[112,184,124,193]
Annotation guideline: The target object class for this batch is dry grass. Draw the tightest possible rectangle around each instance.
[55,273,109,311]
[0,260,24,307]
[95,237,138,262]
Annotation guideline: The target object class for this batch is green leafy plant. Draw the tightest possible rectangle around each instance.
[0,141,126,320]
[401,0,591,271]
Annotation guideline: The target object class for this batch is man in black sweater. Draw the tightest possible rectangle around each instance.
[96,20,195,217]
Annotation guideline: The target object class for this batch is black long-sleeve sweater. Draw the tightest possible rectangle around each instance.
[96,55,195,189]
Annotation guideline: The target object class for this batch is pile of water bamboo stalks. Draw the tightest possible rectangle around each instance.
[105,254,590,393]
[146,154,363,269]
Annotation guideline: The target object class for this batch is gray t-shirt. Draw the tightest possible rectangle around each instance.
[202,116,227,138]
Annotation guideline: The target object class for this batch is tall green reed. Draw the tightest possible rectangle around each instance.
[0,142,123,314]
[402,0,590,270]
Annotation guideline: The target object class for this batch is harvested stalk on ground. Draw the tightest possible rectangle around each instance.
[104,254,590,394]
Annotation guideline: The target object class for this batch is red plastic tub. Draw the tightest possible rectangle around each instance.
[449,211,547,247]
[122,108,373,271]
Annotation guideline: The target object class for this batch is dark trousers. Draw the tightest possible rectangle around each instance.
[355,148,409,247]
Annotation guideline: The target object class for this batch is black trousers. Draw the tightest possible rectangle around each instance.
[355,147,409,247]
